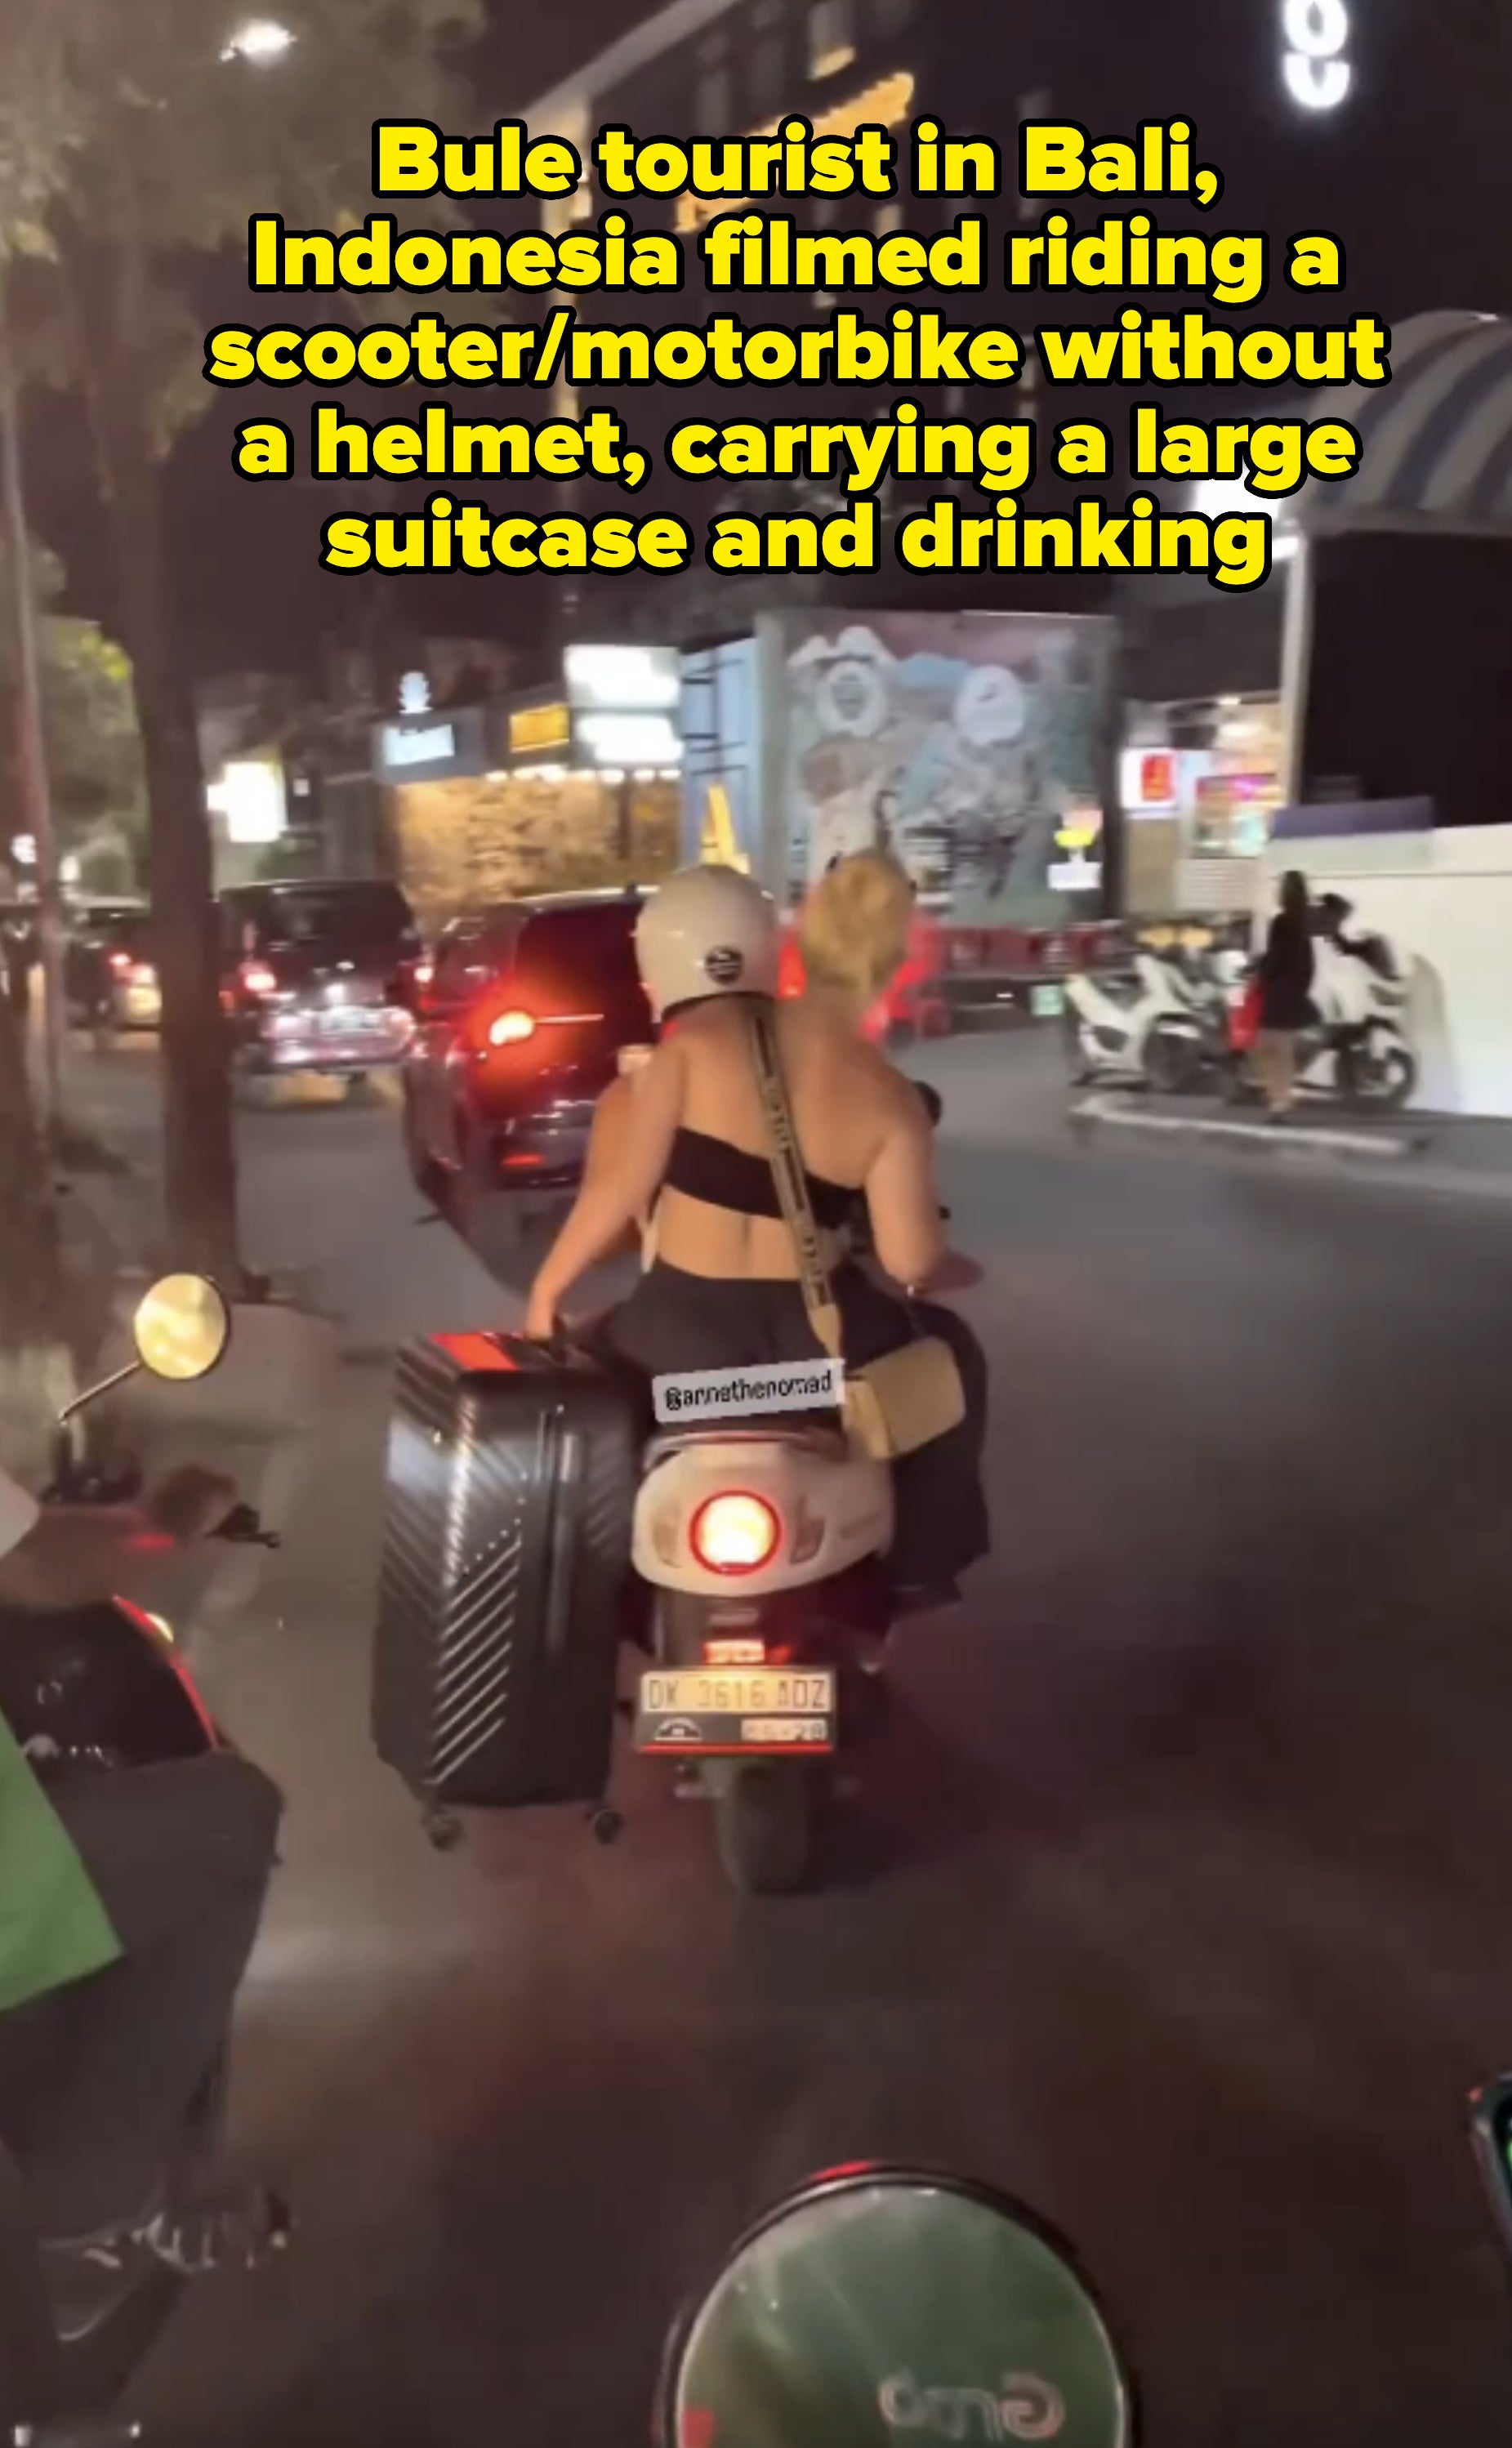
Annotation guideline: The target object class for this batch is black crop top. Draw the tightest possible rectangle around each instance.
[664,1126,856,1228]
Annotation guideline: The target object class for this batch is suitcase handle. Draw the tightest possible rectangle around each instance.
[542,1422,582,1658]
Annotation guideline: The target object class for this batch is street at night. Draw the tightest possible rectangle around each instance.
[10,0,1512,2438]
[69,1035,1512,2446]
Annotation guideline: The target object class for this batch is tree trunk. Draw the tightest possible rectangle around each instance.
[0,988,73,1470]
[74,236,242,1286]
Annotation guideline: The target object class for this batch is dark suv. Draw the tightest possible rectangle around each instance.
[220,879,421,1090]
[401,890,651,1211]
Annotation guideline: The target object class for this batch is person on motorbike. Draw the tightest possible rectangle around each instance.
[524,859,989,1613]
[0,1457,285,2289]
[1318,891,1398,983]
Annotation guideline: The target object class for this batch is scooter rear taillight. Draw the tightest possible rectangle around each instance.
[689,1492,780,1575]
[115,1598,217,1744]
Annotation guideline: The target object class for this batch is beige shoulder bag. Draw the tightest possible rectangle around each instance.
[746,1005,966,1462]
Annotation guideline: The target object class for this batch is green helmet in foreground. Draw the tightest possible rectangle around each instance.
[660,2169,1135,2448]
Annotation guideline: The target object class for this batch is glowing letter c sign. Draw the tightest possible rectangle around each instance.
[1282,0,1351,109]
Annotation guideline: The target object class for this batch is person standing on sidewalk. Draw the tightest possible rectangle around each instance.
[1253,869,1316,1121]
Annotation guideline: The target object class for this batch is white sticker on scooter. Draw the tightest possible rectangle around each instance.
[653,1359,845,1425]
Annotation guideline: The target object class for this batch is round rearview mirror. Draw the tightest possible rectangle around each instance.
[131,1274,231,1383]
[658,2167,1135,2448]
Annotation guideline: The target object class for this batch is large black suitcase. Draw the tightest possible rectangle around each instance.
[372,1331,639,1826]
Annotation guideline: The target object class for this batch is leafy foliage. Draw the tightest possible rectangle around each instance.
[0,0,482,1279]
[0,527,145,848]
[2,0,482,436]
[43,617,147,841]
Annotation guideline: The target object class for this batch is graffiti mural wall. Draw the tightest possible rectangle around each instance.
[777,610,1116,928]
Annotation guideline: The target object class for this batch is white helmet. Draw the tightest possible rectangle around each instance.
[635,863,779,1018]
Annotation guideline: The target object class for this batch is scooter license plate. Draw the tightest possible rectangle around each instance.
[635,1667,836,1755]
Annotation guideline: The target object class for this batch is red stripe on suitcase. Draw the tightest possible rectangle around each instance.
[432,1332,519,1371]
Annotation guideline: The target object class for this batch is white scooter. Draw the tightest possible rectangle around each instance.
[1225,934,1416,1111]
[1064,952,1212,1095]
[629,1401,894,1895]
[622,1069,948,1898]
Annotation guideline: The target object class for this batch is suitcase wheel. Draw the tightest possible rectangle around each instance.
[424,1806,464,1852]
[590,1807,624,1847]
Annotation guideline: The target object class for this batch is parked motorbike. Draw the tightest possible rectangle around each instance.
[0,1274,279,2446]
[1225,939,1416,1112]
[654,2161,1137,2446]
[629,1081,948,1898]
[1064,952,1216,1095]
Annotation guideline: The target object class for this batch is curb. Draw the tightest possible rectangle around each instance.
[1068,1094,1512,1206]
[1071,1094,1412,1162]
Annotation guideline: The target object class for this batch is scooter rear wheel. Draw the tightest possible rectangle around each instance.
[714,1764,819,1896]
[1338,1036,1416,1111]
[1143,1023,1202,1096]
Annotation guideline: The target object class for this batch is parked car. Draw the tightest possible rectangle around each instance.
[219,877,421,1093]
[401,889,651,1215]
[64,900,159,1032]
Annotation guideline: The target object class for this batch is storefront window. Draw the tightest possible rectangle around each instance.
[1122,696,1284,859]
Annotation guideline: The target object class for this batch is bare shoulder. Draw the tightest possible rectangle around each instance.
[860,1043,930,1126]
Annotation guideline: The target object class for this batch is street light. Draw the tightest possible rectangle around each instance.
[221,19,296,65]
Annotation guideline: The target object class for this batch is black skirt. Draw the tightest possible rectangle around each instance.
[602,1260,989,1594]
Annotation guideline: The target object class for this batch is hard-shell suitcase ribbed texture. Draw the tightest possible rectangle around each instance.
[372,1331,638,1812]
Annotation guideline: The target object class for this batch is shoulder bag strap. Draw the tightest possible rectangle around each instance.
[746,1004,845,1363]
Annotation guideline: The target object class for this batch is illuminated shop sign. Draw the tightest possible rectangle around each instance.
[375,704,488,782]
[675,73,917,233]
[383,722,457,768]
[1282,0,1350,110]
[1048,809,1104,893]
[509,701,571,753]
[207,758,288,845]
[565,644,680,710]
[578,711,681,767]
[1122,749,1177,811]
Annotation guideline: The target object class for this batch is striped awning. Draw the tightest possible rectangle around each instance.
[1298,310,1512,538]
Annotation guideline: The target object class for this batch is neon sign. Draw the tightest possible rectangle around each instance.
[1282,0,1351,110]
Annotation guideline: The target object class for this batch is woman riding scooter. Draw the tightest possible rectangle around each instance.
[524,859,988,1615]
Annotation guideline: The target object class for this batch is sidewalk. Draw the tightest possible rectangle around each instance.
[54,1041,511,1646]
[1072,1085,1512,1202]
[57,1042,510,1349]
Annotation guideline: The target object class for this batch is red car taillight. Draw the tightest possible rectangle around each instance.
[109,949,134,975]
[690,1492,781,1576]
[130,961,155,985]
[486,1006,536,1048]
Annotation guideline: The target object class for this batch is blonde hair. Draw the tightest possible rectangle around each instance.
[799,849,915,1014]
